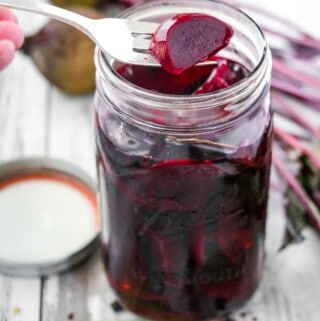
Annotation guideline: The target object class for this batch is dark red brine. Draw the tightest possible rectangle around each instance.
[94,1,272,320]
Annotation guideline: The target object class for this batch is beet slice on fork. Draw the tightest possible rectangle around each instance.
[150,13,233,74]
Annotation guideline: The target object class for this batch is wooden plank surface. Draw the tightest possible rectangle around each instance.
[1,1,320,321]
[0,53,46,321]
[0,277,41,321]
[46,88,96,178]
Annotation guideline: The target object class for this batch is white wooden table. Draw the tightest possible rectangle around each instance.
[0,1,320,321]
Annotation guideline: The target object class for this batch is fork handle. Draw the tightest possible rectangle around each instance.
[0,0,93,38]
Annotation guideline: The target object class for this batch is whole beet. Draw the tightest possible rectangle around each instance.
[22,6,103,95]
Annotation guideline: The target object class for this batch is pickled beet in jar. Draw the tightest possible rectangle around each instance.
[94,1,272,320]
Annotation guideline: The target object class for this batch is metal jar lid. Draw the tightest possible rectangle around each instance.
[0,157,100,277]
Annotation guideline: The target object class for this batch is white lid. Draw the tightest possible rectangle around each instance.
[0,158,99,276]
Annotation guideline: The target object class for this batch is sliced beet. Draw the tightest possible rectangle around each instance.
[117,63,213,95]
[150,13,233,74]
[193,58,249,94]
[193,61,229,94]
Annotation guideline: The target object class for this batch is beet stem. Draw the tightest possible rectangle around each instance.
[273,151,320,233]
[272,92,320,138]
[274,126,320,170]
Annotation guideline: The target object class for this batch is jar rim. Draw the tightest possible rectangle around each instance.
[95,0,270,112]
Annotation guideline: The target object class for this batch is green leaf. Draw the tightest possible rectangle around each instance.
[281,153,320,250]
[280,189,308,250]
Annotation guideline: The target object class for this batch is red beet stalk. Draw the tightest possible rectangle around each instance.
[274,126,320,171]
[273,151,320,233]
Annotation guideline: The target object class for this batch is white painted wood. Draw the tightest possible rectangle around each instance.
[0,278,41,321]
[46,87,96,179]
[0,1,320,321]
[0,52,49,161]
[239,0,320,37]
[0,52,46,321]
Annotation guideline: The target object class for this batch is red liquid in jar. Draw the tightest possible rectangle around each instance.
[97,59,272,320]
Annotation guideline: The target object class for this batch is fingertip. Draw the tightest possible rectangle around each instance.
[0,21,24,49]
[13,24,24,49]
[0,6,18,23]
[0,39,15,71]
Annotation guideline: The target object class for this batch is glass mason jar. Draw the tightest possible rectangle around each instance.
[94,0,272,320]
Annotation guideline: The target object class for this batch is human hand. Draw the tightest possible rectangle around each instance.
[0,6,24,70]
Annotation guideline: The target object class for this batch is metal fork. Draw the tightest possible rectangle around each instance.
[0,0,160,65]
